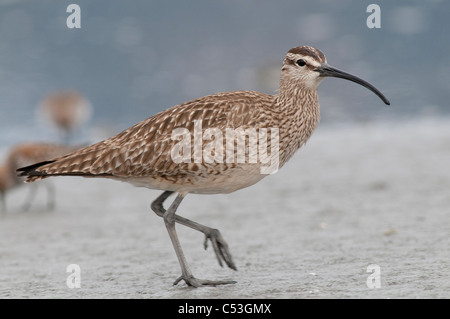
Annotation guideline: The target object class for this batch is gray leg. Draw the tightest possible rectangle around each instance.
[22,184,38,211]
[45,181,55,211]
[161,192,236,287]
[0,191,6,214]
[151,191,236,271]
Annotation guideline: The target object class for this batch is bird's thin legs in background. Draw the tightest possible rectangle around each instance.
[0,192,5,214]
[21,184,38,211]
[151,191,236,270]
[45,181,55,211]
[21,182,55,212]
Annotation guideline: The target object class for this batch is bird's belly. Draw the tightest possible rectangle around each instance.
[123,166,268,195]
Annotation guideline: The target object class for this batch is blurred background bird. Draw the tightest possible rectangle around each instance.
[0,142,80,212]
[39,90,92,145]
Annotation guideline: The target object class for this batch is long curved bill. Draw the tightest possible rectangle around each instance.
[315,63,390,105]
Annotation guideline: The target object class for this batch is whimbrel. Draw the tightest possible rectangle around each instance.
[40,91,92,144]
[0,142,79,212]
[18,46,389,287]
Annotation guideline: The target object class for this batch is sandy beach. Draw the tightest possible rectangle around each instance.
[0,118,449,298]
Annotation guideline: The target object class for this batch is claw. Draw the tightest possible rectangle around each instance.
[174,274,236,287]
[203,228,237,271]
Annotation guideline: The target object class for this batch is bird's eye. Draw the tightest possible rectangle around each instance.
[296,59,306,67]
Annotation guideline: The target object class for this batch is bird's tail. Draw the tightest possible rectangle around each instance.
[16,143,114,183]
[17,160,58,182]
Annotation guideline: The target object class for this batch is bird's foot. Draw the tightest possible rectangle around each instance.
[203,228,237,270]
[173,274,236,288]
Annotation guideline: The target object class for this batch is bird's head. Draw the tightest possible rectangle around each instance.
[281,45,390,105]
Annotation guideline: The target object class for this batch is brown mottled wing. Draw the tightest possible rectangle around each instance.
[21,91,275,181]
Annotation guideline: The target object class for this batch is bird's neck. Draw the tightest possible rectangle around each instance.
[276,81,321,166]
[277,84,320,117]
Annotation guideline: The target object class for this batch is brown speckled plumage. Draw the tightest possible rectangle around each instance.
[20,75,320,193]
[17,46,389,287]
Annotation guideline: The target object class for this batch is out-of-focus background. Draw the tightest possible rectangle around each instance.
[1,0,448,144]
[0,0,449,298]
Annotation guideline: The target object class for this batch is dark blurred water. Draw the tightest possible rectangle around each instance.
[1,0,449,148]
